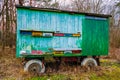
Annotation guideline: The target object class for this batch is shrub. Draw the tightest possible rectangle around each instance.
[110,27,120,48]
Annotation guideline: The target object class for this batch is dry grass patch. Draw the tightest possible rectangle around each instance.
[0,48,120,80]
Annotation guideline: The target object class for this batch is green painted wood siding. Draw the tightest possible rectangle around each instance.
[16,8,83,57]
[82,17,109,56]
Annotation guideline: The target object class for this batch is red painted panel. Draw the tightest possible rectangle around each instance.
[32,50,43,54]
[54,33,64,36]
[72,50,81,53]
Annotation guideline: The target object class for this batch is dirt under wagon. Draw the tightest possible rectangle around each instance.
[16,5,111,73]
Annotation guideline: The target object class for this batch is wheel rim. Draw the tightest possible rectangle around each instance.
[81,58,98,67]
[86,60,95,67]
[28,63,41,74]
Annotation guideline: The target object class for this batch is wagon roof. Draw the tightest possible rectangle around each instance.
[16,5,111,18]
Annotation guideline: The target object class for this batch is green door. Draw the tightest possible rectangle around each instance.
[82,16,109,56]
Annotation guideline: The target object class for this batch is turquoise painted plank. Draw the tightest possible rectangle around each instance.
[16,8,83,57]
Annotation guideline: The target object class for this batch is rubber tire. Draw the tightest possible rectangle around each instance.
[24,59,45,73]
[81,58,98,66]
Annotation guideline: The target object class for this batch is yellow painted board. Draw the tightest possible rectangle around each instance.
[73,33,81,37]
[32,32,43,36]
[54,54,64,56]
[53,51,64,54]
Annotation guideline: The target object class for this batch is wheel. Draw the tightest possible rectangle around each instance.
[24,59,45,74]
[81,58,98,67]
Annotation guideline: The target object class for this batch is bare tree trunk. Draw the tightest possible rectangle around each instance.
[19,0,24,6]
[2,8,5,50]
[6,0,9,47]
[9,0,13,48]
[1,0,9,50]
[30,0,32,6]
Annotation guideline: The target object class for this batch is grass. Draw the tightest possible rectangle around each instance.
[0,48,120,80]
[4,59,120,80]
[88,59,120,80]
[26,74,68,80]
[23,59,120,80]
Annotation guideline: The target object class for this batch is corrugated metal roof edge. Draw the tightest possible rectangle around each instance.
[16,5,112,18]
